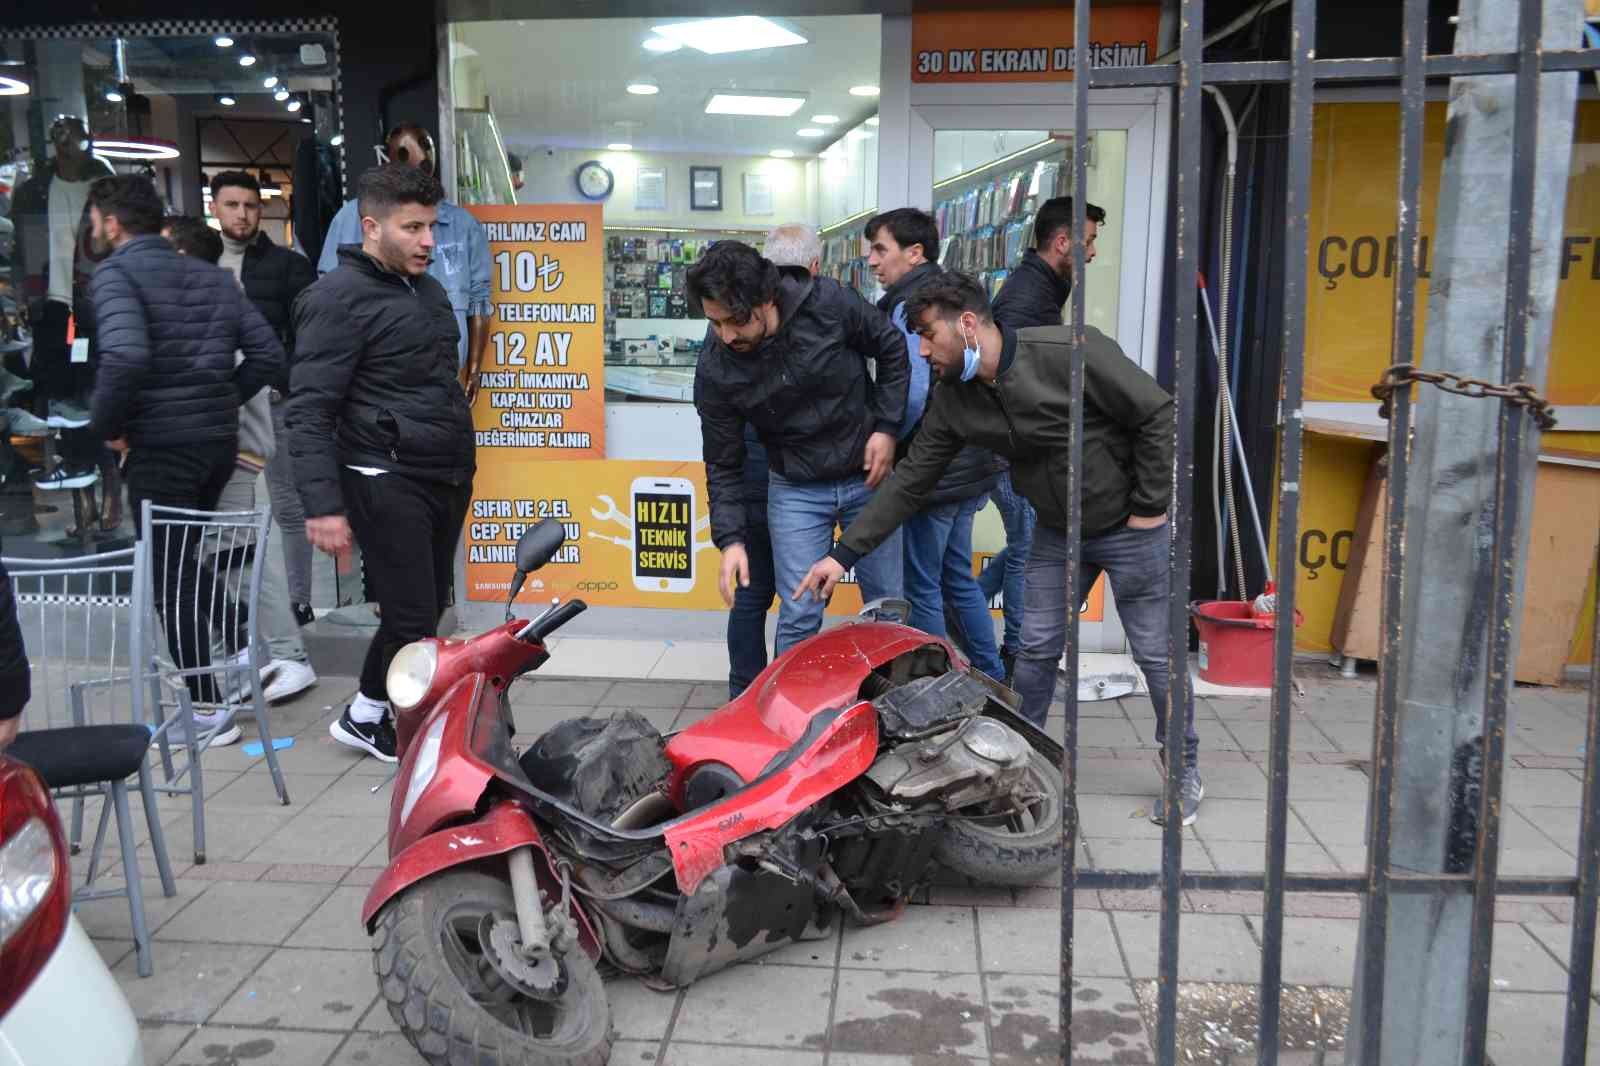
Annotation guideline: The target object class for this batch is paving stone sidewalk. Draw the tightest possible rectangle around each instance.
[68,669,1597,1065]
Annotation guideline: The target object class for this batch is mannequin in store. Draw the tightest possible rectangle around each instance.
[8,115,122,536]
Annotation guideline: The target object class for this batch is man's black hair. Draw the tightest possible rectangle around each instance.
[356,163,444,222]
[864,207,941,266]
[1033,196,1107,251]
[506,152,523,173]
[87,175,164,237]
[903,271,992,328]
[686,240,781,322]
[209,169,260,200]
[163,216,223,263]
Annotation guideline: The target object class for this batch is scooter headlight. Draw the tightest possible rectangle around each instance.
[387,641,439,711]
[400,712,448,825]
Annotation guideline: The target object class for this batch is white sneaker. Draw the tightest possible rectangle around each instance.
[262,660,317,703]
[208,724,244,747]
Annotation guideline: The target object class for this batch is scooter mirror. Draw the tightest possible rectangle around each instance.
[516,518,568,574]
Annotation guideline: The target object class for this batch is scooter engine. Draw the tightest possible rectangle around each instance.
[862,716,1034,812]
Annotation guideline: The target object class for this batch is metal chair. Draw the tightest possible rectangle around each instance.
[4,545,177,978]
[139,501,292,869]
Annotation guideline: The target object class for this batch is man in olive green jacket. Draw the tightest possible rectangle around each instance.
[795,272,1203,826]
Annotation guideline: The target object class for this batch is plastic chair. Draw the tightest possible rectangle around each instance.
[4,545,177,978]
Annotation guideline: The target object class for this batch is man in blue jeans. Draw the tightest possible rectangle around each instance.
[795,273,1202,826]
[691,241,909,656]
[866,208,1004,680]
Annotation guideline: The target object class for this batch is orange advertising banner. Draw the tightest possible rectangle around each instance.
[463,457,1106,621]
[911,6,1161,84]
[465,204,605,459]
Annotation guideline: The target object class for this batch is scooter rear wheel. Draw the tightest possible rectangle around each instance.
[373,869,612,1066]
[934,748,1064,886]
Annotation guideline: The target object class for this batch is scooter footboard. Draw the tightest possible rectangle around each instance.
[658,864,836,988]
[362,801,601,960]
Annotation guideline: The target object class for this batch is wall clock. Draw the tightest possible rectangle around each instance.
[575,160,614,200]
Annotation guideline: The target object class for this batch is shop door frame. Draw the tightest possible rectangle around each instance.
[900,86,1171,656]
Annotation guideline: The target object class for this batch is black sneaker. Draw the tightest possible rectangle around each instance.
[1151,758,1204,827]
[330,708,397,763]
[293,602,316,627]
[33,464,98,491]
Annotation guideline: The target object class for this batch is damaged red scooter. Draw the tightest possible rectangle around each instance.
[362,519,1065,1065]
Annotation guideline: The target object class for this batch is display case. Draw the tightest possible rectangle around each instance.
[454,107,516,206]
[603,226,766,403]
[818,217,875,301]
[933,140,1073,298]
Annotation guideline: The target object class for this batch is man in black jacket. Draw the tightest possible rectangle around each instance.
[865,208,1003,678]
[797,273,1203,826]
[691,240,908,655]
[983,196,1108,677]
[87,176,284,727]
[0,545,28,753]
[289,164,475,763]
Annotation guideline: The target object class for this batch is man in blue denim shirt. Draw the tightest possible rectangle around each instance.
[318,124,492,400]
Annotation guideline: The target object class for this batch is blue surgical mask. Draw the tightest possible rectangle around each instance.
[958,327,982,382]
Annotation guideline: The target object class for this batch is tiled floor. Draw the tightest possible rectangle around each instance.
[60,666,1598,1065]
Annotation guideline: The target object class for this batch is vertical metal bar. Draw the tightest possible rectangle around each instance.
[1061,1,1092,1061]
[1353,1,1426,1061]
[1563,540,1600,1066]
[1161,1,1203,1062]
[1258,1,1319,1061]
[1461,0,1544,1060]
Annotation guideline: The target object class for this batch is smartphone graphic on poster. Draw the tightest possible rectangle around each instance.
[631,477,696,593]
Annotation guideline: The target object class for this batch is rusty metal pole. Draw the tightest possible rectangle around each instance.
[1344,1,1582,1063]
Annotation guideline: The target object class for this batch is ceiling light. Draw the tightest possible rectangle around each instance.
[849,85,880,97]
[705,93,806,117]
[626,81,660,96]
[218,95,236,106]
[0,76,29,97]
[94,138,180,161]
[286,99,302,112]
[770,149,795,159]
[797,128,825,138]
[866,115,880,126]
[642,37,682,53]
[238,54,257,67]
[811,114,839,125]
[274,88,290,101]
[105,89,124,103]
[607,143,633,152]
[649,17,806,55]
[330,134,344,146]
[215,36,234,48]
[262,75,279,88]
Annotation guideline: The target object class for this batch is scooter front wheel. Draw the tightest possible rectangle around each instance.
[372,869,612,1066]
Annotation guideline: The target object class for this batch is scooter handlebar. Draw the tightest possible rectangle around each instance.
[527,598,588,642]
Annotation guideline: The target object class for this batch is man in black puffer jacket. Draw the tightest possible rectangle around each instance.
[866,208,1004,678]
[289,164,475,763]
[87,176,284,715]
[692,240,908,655]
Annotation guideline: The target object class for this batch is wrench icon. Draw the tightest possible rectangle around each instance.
[590,494,632,533]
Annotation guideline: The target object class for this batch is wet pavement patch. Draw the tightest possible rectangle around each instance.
[813,984,985,1055]
[198,1040,276,1064]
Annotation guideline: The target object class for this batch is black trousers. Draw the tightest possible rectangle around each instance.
[343,469,472,703]
[32,300,100,467]
[126,441,236,704]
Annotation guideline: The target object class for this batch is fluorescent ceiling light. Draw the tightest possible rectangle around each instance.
[770,149,795,158]
[286,99,303,112]
[273,88,290,101]
[811,114,839,125]
[105,89,124,103]
[330,134,344,146]
[642,37,681,53]
[262,75,279,88]
[849,85,880,97]
[866,115,879,126]
[650,17,806,55]
[215,36,234,48]
[0,76,30,96]
[94,138,180,161]
[705,93,806,117]
[219,95,236,106]
[797,128,825,138]
[607,143,633,151]
[238,54,257,67]
[626,81,660,96]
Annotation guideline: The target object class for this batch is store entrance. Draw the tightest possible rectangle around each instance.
[907,93,1171,655]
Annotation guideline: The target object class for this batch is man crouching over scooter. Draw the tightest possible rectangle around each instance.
[793,272,1204,826]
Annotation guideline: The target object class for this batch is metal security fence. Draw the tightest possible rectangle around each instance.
[1055,1,1600,1064]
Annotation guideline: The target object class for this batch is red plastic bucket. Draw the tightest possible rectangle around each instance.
[1190,600,1298,688]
